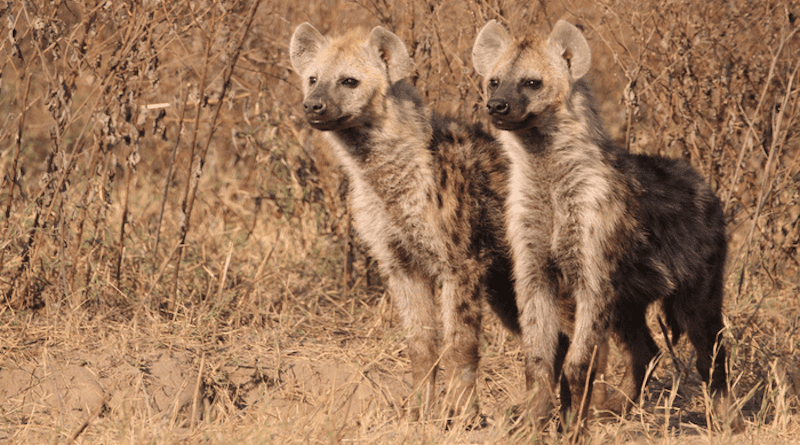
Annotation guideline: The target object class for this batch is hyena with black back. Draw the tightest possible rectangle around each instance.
[472,20,743,431]
[289,23,520,421]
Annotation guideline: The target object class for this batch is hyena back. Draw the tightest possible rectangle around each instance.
[472,20,741,430]
[290,23,519,419]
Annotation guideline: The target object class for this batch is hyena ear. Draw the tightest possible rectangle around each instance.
[369,26,412,83]
[546,20,591,80]
[472,20,512,77]
[290,22,328,77]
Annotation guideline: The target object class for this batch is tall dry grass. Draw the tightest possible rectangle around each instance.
[0,0,798,443]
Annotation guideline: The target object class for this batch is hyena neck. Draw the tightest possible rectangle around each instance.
[505,127,551,155]
[513,77,612,158]
[328,80,435,204]
[329,79,431,164]
[332,126,375,164]
[555,78,612,149]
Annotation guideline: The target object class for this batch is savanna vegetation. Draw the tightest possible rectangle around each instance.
[0,0,798,443]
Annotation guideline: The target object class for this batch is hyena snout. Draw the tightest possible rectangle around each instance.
[303,98,326,115]
[302,95,343,131]
[486,98,510,116]
[485,94,530,130]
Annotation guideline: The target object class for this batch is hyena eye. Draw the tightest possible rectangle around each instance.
[488,79,499,89]
[341,78,359,88]
[308,76,317,85]
[525,79,543,89]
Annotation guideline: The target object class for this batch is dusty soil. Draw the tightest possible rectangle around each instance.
[3,303,796,445]
[0,304,421,443]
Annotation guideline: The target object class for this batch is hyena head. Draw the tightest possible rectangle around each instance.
[472,20,591,131]
[289,23,412,131]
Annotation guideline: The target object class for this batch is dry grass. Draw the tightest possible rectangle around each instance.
[0,0,798,443]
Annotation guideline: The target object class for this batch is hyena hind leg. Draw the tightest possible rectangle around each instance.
[439,271,483,420]
[597,307,660,417]
[677,297,745,432]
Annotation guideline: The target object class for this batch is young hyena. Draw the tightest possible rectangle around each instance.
[289,23,520,420]
[472,20,742,430]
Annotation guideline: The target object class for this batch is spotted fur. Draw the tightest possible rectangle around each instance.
[473,20,741,431]
[290,23,518,419]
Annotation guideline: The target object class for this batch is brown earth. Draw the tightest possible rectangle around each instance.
[3,303,799,444]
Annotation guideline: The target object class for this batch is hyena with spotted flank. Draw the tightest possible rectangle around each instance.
[472,20,742,430]
[290,23,520,419]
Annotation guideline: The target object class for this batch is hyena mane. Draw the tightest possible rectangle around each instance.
[290,23,519,420]
[472,19,742,432]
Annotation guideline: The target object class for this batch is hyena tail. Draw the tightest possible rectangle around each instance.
[484,255,521,335]
[662,304,683,346]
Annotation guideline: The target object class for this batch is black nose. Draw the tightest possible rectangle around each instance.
[303,100,326,115]
[486,99,509,116]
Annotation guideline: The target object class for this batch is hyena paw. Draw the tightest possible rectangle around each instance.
[713,392,745,434]
[445,412,489,431]
[593,392,631,419]
[503,395,556,434]
[443,383,479,419]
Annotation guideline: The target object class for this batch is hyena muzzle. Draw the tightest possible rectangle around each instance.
[472,19,743,431]
[289,23,520,421]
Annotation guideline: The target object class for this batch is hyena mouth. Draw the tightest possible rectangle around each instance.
[490,113,536,131]
[306,115,350,131]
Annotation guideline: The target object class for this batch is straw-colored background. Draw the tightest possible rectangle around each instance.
[0,0,798,443]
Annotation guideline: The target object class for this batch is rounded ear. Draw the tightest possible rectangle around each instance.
[369,26,412,82]
[290,22,327,77]
[546,20,591,80]
[472,20,512,77]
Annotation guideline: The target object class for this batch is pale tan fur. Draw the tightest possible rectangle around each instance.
[290,23,517,421]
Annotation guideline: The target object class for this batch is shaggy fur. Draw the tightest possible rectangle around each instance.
[472,19,741,431]
[290,23,519,419]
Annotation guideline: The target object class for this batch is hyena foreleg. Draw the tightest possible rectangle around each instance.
[392,267,485,420]
[561,288,614,427]
[388,272,439,420]
[515,274,563,424]
[506,194,567,426]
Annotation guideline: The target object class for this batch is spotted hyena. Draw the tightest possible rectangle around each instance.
[472,20,741,430]
[289,23,520,420]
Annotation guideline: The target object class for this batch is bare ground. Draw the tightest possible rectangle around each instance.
[2,291,799,444]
